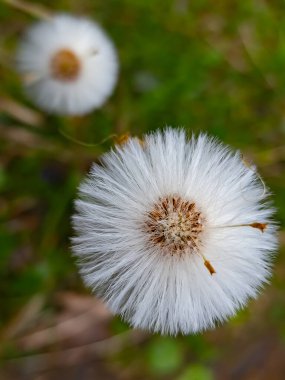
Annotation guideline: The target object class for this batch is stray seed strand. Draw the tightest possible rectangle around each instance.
[204,259,216,275]
[240,154,267,201]
[248,222,268,232]
[241,154,255,170]
[212,222,268,233]
[197,252,216,276]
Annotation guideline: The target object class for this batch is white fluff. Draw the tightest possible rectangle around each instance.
[17,14,118,115]
[72,128,277,335]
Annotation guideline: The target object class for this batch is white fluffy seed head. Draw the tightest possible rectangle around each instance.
[72,128,278,335]
[17,14,118,115]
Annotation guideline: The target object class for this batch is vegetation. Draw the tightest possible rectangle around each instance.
[1,0,285,378]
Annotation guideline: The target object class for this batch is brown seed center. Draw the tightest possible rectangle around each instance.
[145,195,205,255]
[50,49,81,81]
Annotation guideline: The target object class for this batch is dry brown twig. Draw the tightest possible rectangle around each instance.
[0,95,44,127]
[0,123,51,148]
[0,294,45,353]
[1,0,52,20]
[4,329,147,374]
[1,292,148,372]
[17,303,112,350]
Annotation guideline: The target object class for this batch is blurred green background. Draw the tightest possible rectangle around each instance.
[1,0,285,379]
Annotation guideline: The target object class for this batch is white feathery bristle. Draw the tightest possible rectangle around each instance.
[72,128,278,335]
[17,14,118,115]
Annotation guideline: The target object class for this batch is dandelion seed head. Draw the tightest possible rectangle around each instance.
[72,128,278,335]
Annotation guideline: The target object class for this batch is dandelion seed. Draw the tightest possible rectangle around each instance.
[72,128,277,335]
[17,14,118,115]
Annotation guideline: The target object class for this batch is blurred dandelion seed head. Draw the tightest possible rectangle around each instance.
[17,14,118,115]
